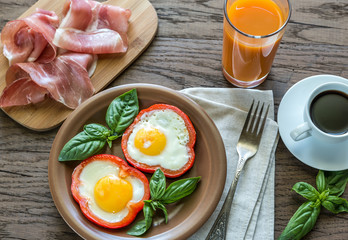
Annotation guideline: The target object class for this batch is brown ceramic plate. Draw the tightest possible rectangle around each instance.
[48,84,226,239]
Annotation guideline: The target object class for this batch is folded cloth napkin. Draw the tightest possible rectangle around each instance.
[179,88,279,240]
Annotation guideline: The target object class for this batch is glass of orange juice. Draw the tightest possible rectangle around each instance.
[222,0,291,88]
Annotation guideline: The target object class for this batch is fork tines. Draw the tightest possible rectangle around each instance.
[243,100,270,135]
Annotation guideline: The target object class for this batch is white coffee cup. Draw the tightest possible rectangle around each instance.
[290,82,348,143]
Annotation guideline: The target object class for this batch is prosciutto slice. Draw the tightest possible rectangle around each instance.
[53,0,131,54]
[0,53,96,109]
[0,78,49,107]
[1,9,59,65]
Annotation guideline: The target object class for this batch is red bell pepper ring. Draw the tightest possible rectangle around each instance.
[121,104,196,178]
[71,154,150,229]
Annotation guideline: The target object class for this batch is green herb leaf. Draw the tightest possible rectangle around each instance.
[107,135,119,141]
[322,195,348,214]
[150,169,166,200]
[318,189,330,202]
[144,200,157,211]
[127,201,154,236]
[128,171,201,237]
[127,219,147,236]
[292,182,320,202]
[153,201,168,223]
[278,201,321,240]
[161,177,201,204]
[106,89,139,136]
[325,170,348,196]
[107,139,112,148]
[84,123,110,138]
[316,170,326,193]
[280,170,348,240]
[143,202,154,227]
[58,131,106,161]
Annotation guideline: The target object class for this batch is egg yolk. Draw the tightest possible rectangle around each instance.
[134,127,166,156]
[94,175,133,213]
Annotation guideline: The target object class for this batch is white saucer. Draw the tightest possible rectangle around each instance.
[278,75,348,171]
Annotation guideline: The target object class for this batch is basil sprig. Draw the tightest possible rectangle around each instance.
[106,88,139,137]
[127,169,201,236]
[58,89,139,161]
[279,170,348,240]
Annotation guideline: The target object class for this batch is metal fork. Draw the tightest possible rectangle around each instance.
[206,100,270,240]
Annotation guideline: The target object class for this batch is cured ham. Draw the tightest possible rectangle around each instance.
[0,53,96,109]
[1,9,59,65]
[53,0,131,54]
[54,28,127,54]
[0,78,49,107]
[0,0,131,110]
[60,0,93,30]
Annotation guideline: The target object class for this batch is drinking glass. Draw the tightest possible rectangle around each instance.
[222,0,291,88]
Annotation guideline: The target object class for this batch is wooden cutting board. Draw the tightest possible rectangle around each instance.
[0,0,158,131]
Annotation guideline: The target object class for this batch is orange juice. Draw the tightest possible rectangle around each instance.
[222,0,290,87]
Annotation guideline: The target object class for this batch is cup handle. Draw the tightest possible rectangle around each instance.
[290,122,312,141]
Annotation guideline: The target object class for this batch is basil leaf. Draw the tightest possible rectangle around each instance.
[161,177,201,204]
[106,88,139,136]
[318,190,330,202]
[316,170,326,193]
[107,139,112,149]
[153,201,168,223]
[150,169,166,200]
[127,219,147,236]
[322,195,348,214]
[127,201,154,236]
[325,170,348,196]
[144,200,157,211]
[107,135,119,141]
[292,182,319,202]
[84,123,110,138]
[58,131,106,161]
[143,202,154,227]
[278,201,321,240]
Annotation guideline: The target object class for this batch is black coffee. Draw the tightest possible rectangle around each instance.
[310,90,348,134]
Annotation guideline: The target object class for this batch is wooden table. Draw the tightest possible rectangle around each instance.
[0,0,347,239]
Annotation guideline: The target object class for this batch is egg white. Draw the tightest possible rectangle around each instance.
[78,160,145,223]
[127,109,190,170]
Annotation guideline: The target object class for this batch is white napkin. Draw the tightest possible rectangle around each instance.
[179,88,279,240]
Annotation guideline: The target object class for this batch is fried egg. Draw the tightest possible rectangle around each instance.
[71,155,149,227]
[126,108,191,171]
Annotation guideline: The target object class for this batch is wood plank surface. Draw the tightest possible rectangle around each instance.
[0,0,347,239]
[0,0,158,131]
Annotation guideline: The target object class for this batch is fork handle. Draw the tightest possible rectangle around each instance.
[205,157,247,240]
